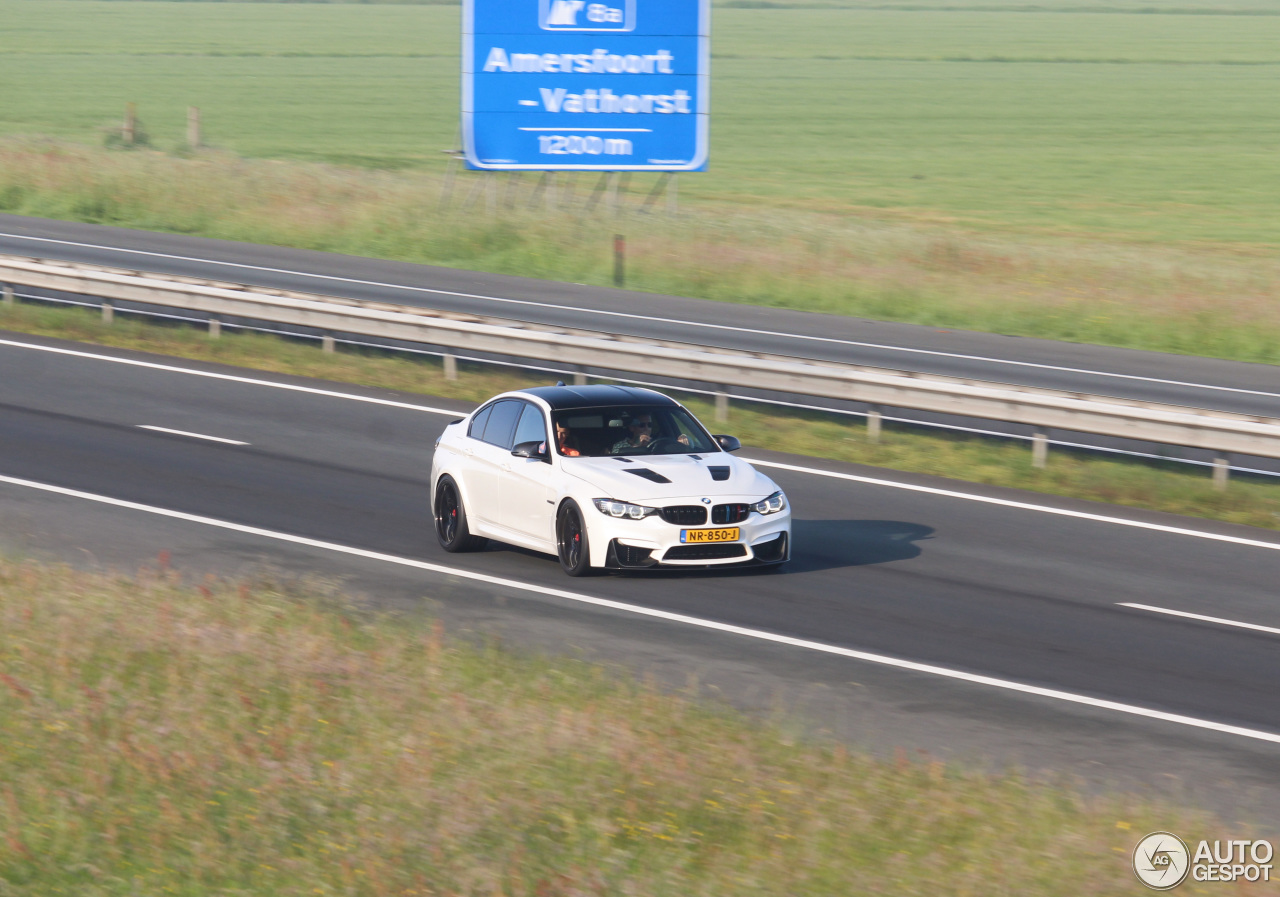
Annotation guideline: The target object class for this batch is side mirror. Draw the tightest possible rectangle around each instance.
[511,440,551,462]
[713,434,741,453]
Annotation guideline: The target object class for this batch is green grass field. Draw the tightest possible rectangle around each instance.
[4,0,1280,365]
[5,0,1280,244]
[1,556,1244,896]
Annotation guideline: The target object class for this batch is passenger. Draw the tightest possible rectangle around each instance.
[555,420,581,456]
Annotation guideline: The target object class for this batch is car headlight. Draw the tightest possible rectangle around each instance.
[592,498,658,520]
[752,491,787,515]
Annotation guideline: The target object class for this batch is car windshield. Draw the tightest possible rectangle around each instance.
[552,405,718,457]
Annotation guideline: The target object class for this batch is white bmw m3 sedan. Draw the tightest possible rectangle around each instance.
[430,385,791,575]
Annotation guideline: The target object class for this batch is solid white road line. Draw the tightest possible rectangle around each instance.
[1,469,1278,745]
[138,425,248,446]
[0,337,461,415]
[744,458,1280,553]
[5,335,1279,553]
[1120,603,1280,637]
[5,230,1279,402]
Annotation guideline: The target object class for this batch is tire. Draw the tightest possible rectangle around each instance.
[434,475,488,553]
[556,500,594,577]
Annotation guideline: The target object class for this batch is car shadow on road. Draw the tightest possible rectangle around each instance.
[782,519,934,574]
[476,519,933,577]
[605,518,934,579]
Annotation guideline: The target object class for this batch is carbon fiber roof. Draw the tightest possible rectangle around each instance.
[521,384,678,410]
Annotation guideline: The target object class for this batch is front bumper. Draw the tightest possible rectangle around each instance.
[606,532,788,569]
[593,507,792,570]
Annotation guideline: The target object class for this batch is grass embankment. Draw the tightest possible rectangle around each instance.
[6,299,1280,532]
[0,557,1243,895]
[4,0,1280,361]
[5,139,1280,365]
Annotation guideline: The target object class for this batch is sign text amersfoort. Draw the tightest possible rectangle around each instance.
[462,0,710,170]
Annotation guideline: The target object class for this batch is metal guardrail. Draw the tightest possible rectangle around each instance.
[4,253,1280,475]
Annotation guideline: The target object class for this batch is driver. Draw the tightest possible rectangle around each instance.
[611,413,688,453]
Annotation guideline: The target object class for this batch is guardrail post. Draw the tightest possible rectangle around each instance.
[1213,455,1230,490]
[866,406,882,443]
[2,283,12,306]
[1032,429,1049,468]
[443,353,458,380]
[573,369,587,386]
[715,389,729,423]
[321,333,335,353]
[208,316,221,339]
[101,300,114,324]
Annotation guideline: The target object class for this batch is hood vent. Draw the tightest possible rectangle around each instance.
[625,468,672,484]
[708,466,731,481]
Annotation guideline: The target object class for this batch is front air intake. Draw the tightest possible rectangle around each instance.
[664,543,748,561]
[609,541,656,568]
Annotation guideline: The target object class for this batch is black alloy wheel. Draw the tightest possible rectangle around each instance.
[434,476,487,552]
[556,500,593,576]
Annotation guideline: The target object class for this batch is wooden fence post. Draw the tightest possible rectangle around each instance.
[187,106,201,149]
[123,103,137,146]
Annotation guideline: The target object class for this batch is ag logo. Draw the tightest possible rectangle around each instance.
[1133,832,1190,890]
[540,0,635,31]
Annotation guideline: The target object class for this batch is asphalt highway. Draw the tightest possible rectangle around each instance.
[3,213,1280,418]
[4,330,1280,824]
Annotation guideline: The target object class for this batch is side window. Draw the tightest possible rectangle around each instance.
[481,400,523,449]
[512,403,547,448]
[467,404,493,440]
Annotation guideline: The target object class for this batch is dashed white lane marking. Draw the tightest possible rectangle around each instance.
[1120,603,1280,637]
[744,458,1280,553]
[4,230,1279,402]
[5,336,1279,552]
[1,470,1277,744]
[138,425,248,446]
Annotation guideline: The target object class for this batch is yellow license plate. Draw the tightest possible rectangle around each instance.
[681,527,740,543]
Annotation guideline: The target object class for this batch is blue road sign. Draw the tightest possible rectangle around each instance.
[462,0,709,171]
